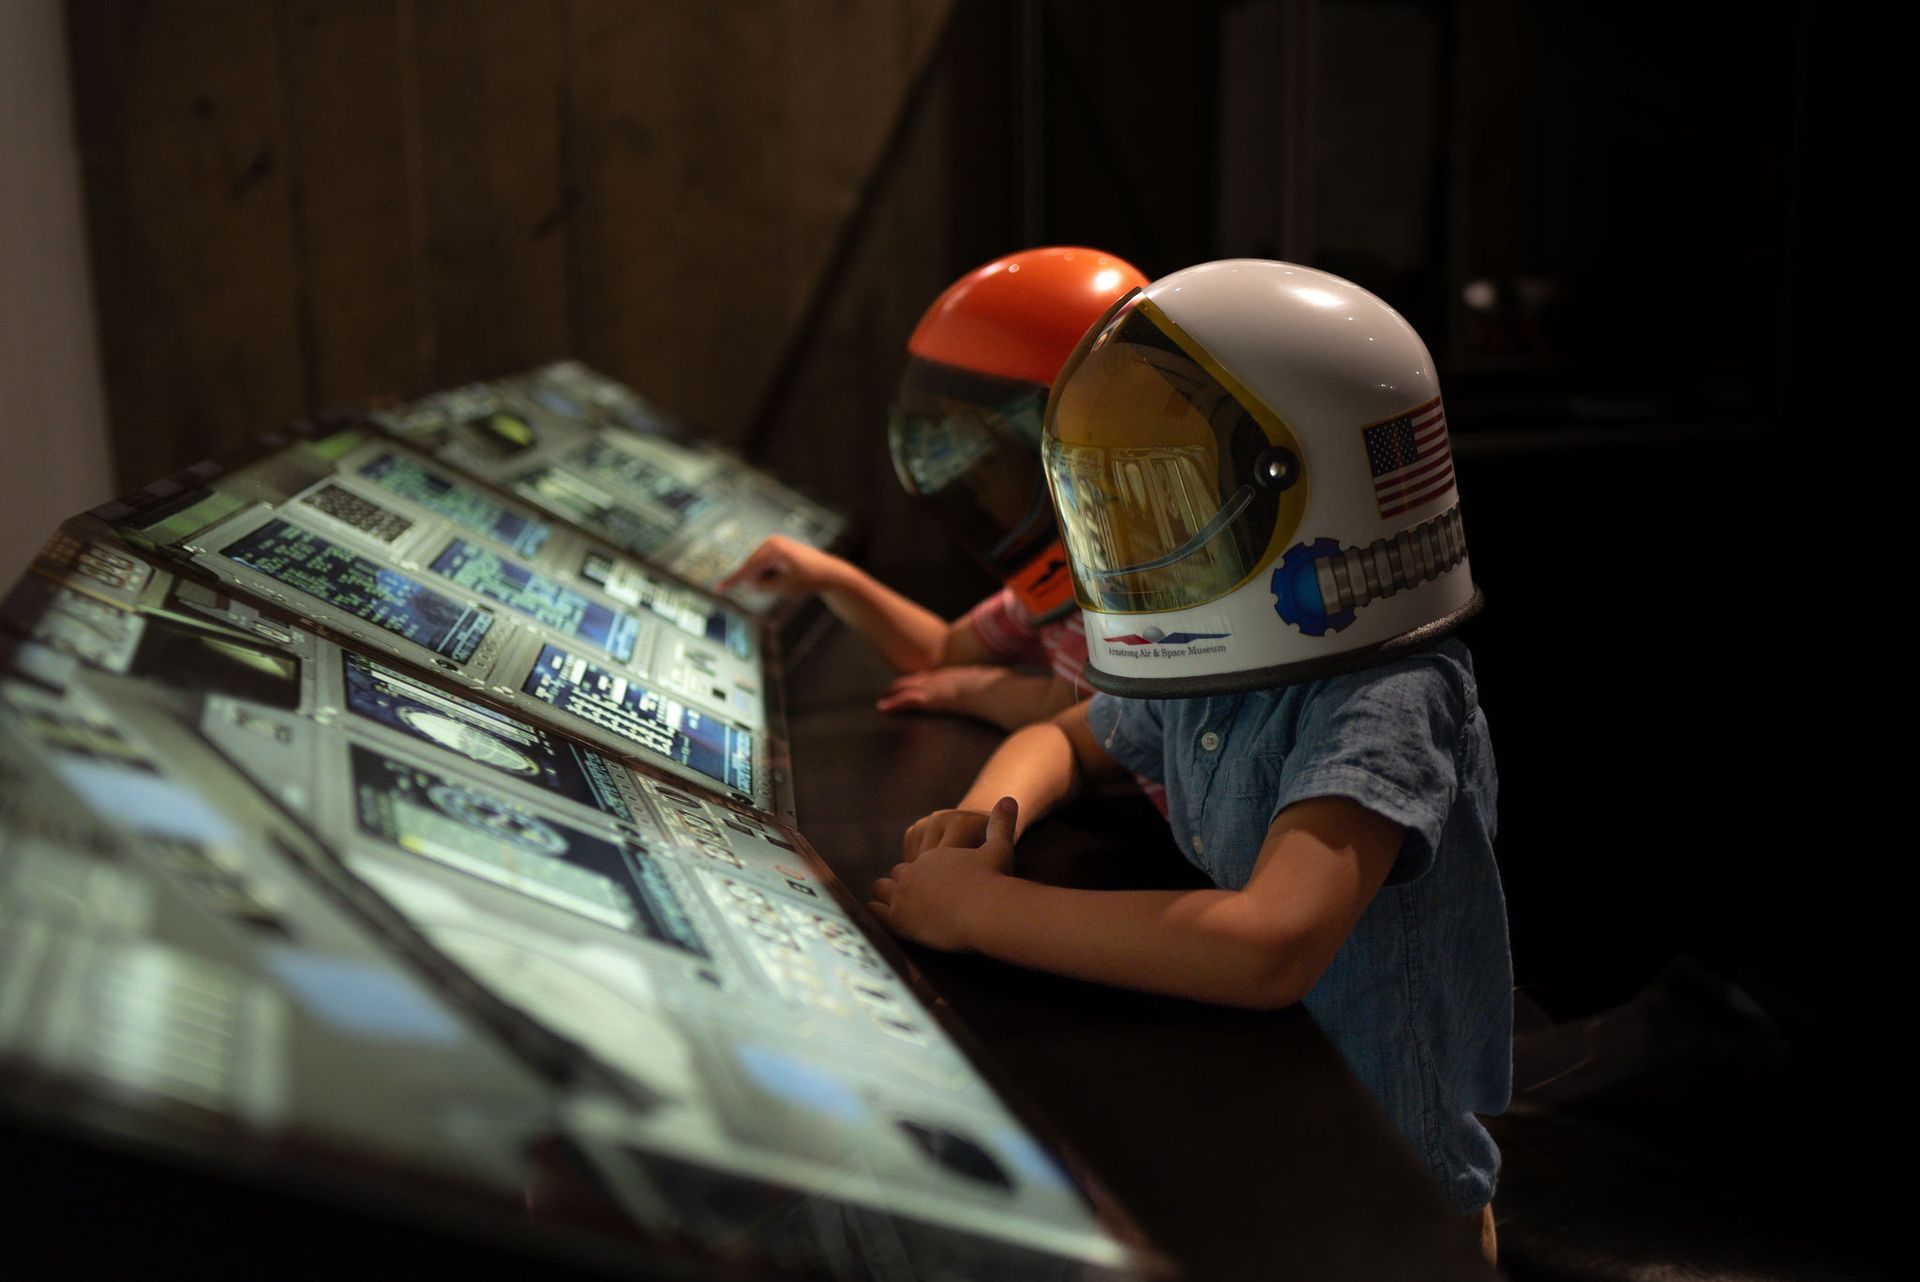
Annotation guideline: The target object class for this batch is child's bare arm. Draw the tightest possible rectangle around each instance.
[717,535,948,672]
[875,668,1081,730]
[896,701,1125,862]
[951,696,1127,814]
[871,794,1403,1010]
[887,613,1077,729]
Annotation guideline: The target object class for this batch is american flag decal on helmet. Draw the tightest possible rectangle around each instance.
[1363,396,1455,519]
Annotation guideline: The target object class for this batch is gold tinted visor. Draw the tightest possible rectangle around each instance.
[1043,297,1309,613]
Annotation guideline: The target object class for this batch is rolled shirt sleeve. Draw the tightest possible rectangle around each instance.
[1271,654,1471,885]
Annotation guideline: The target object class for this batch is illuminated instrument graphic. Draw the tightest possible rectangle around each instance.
[365,361,851,616]
[396,709,542,776]
[2,515,1144,1279]
[522,644,755,796]
[428,538,639,662]
[223,518,494,663]
[343,651,635,821]
[360,450,552,556]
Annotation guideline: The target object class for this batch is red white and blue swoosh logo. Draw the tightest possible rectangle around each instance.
[1103,627,1230,647]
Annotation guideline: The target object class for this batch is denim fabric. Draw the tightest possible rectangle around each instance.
[1087,639,1511,1213]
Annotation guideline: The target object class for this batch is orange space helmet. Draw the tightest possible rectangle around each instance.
[889,247,1148,620]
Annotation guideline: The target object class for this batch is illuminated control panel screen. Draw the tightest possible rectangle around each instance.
[567,439,711,518]
[428,539,639,662]
[224,518,494,663]
[350,745,705,954]
[522,644,753,795]
[578,551,748,657]
[355,360,852,618]
[2,527,1148,1279]
[360,451,551,557]
[341,651,635,822]
[512,464,676,556]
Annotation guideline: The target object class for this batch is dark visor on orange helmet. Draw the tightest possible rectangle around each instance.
[888,356,1074,620]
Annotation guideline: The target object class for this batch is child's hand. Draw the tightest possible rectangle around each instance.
[875,665,1002,717]
[901,806,1005,867]
[715,534,841,597]
[870,798,1018,951]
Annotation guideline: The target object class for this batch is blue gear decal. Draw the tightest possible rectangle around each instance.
[1270,506,1471,637]
[1271,539,1356,636]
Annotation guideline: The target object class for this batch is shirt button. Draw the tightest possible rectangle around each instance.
[1192,834,1206,855]
[1200,731,1220,752]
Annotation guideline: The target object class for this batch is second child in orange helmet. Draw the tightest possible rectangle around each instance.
[718,247,1149,733]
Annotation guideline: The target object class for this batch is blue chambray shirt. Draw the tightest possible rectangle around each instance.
[1086,638,1511,1213]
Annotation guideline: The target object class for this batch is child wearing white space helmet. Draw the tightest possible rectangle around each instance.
[868,260,1510,1262]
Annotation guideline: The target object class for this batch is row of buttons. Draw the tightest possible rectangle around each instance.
[1194,730,1222,854]
[646,786,745,870]
[807,912,887,978]
[791,906,920,1041]
[301,484,414,544]
[843,972,923,1043]
[705,875,920,1039]
[707,876,848,1014]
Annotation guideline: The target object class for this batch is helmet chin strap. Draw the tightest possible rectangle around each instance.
[1093,484,1253,579]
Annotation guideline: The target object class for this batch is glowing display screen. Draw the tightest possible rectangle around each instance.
[512,464,677,556]
[429,539,639,661]
[350,745,704,953]
[567,439,710,517]
[341,651,634,822]
[360,451,551,556]
[223,519,493,663]
[522,644,753,795]
[578,550,748,655]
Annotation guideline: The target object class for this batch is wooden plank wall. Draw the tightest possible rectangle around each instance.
[753,0,1230,565]
[66,0,952,491]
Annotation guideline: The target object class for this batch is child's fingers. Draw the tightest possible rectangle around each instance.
[876,675,927,713]
[902,815,948,859]
[714,555,766,592]
[717,536,804,592]
[902,808,999,861]
[984,796,1019,848]
[715,540,773,590]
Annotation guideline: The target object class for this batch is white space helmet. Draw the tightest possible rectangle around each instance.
[1041,259,1481,696]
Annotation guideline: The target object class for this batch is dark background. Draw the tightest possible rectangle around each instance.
[63,0,1905,1069]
